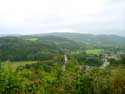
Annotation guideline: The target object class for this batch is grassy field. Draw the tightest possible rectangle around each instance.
[0,61,36,71]
[26,38,38,41]
[86,49,104,55]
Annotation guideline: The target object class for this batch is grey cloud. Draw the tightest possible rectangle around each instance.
[0,0,124,36]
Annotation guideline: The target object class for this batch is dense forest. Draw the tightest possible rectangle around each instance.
[0,33,125,94]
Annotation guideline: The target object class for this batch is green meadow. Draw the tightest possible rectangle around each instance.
[86,49,104,55]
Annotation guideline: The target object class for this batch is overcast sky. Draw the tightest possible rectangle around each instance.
[0,0,124,35]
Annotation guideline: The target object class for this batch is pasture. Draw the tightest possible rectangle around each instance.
[86,49,104,55]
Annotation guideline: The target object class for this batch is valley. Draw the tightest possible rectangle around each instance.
[0,33,125,94]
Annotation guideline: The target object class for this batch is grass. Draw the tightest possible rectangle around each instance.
[86,49,104,55]
[26,38,38,41]
[1,61,37,71]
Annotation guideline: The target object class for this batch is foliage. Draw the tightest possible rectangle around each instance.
[0,60,125,94]
[0,35,125,94]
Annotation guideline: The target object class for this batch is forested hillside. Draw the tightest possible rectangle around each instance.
[0,37,58,61]
[0,36,82,61]
[1,33,125,61]
[43,33,125,47]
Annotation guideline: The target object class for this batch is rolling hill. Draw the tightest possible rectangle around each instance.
[38,33,125,48]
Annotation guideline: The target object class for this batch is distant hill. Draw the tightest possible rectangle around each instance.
[37,33,125,48]
[0,35,83,61]
[21,35,83,50]
[0,37,60,61]
[1,32,125,50]
[1,33,125,61]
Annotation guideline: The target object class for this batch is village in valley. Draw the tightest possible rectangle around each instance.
[70,49,125,70]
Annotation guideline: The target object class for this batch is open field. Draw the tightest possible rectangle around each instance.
[86,49,104,55]
[26,38,38,41]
